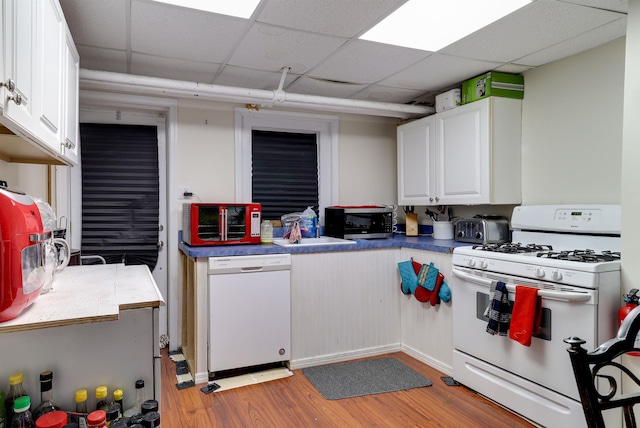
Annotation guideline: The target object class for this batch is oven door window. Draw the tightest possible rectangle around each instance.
[197,206,221,241]
[344,213,389,234]
[475,292,552,341]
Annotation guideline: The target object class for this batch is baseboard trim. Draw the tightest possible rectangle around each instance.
[400,344,453,376]
[289,343,403,370]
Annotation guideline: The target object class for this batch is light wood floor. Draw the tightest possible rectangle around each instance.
[160,348,535,427]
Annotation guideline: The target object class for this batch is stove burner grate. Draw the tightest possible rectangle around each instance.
[472,243,553,254]
[537,249,621,263]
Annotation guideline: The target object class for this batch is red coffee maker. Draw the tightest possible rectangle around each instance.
[0,186,51,322]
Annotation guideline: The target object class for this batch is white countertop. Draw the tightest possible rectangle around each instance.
[0,263,165,334]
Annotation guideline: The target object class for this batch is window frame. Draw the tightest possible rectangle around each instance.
[235,108,339,224]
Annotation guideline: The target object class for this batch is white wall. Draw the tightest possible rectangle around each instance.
[175,99,399,207]
[520,38,625,205]
[0,159,49,198]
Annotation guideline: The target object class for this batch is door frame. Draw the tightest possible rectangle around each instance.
[73,90,178,346]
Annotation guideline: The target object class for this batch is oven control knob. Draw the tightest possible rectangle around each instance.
[467,258,476,267]
[535,268,545,278]
[479,260,488,269]
[551,270,563,281]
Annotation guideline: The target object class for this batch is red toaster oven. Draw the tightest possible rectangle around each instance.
[182,203,262,246]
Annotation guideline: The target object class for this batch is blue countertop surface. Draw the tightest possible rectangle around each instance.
[179,233,473,258]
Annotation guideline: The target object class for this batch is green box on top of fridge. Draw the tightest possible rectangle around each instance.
[461,72,524,104]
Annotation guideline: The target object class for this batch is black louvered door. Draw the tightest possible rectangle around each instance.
[80,123,159,269]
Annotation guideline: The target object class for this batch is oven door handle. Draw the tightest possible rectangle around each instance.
[452,267,593,303]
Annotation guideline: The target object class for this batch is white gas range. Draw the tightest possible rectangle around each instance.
[452,205,622,428]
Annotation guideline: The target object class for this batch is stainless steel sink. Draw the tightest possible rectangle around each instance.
[272,236,356,247]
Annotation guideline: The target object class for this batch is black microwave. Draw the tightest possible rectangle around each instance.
[324,206,393,239]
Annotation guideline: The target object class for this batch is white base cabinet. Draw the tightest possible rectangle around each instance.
[398,97,522,206]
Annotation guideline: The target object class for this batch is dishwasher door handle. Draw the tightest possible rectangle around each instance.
[240,266,264,272]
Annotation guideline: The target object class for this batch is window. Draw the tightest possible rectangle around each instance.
[235,109,339,224]
[251,130,318,220]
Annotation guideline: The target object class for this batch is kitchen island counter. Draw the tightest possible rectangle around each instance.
[0,263,164,411]
[179,233,468,258]
[0,263,165,334]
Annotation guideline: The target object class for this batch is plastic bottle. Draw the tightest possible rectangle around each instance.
[10,396,34,428]
[122,381,144,418]
[260,220,273,244]
[73,389,88,428]
[5,373,27,424]
[75,389,87,414]
[139,401,157,416]
[85,411,105,428]
[104,404,119,427]
[141,412,159,428]
[94,388,107,412]
[112,390,123,418]
[33,372,60,420]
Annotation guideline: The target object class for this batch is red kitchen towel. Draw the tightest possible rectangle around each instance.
[509,285,542,346]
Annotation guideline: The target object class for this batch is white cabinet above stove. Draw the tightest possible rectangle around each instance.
[397,97,522,206]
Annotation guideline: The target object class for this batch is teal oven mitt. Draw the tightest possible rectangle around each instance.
[398,260,418,294]
[438,280,451,302]
[418,262,439,291]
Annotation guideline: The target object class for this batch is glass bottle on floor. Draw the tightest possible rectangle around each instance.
[5,373,27,425]
[33,371,60,420]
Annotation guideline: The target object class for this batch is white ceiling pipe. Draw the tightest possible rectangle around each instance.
[79,69,434,119]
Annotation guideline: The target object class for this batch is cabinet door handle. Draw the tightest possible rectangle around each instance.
[435,196,440,202]
[1,79,16,92]
[8,93,22,105]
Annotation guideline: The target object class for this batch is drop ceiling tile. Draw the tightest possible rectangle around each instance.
[76,46,128,73]
[515,17,627,66]
[350,84,427,104]
[130,1,249,63]
[215,66,298,90]
[440,0,624,63]
[309,40,431,84]
[227,24,347,73]
[379,54,501,91]
[561,0,627,13]
[60,0,127,49]
[130,53,219,83]
[493,63,533,74]
[257,0,407,38]
[286,76,367,98]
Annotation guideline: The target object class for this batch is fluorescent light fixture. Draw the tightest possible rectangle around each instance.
[360,0,531,51]
[151,0,260,19]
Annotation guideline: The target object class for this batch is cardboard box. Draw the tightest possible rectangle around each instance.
[435,89,461,113]
[461,72,524,104]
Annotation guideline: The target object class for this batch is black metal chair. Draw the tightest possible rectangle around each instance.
[565,305,640,428]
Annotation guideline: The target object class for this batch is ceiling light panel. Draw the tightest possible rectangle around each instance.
[150,0,260,18]
[360,0,531,51]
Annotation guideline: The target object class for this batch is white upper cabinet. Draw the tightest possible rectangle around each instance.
[398,97,522,206]
[36,0,65,152]
[397,115,436,205]
[2,0,38,135]
[62,27,79,165]
[0,3,5,114]
[0,0,79,165]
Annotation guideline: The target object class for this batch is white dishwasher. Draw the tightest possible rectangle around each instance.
[208,253,291,375]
